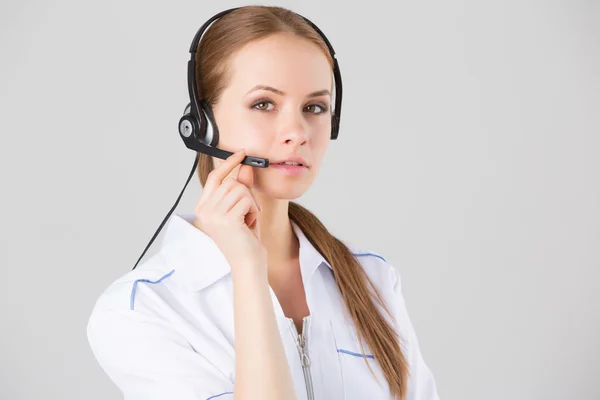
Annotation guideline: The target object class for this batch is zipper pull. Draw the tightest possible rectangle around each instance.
[298,334,310,367]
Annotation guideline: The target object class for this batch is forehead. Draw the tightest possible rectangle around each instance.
[227,33,332,94]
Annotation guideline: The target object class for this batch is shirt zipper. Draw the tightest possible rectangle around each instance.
[287,316,315,400]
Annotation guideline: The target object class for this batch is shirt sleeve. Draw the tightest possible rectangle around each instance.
[87,308,235,400]
[391,267,441,400]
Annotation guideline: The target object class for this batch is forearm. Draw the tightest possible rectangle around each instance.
[231,263,297,400]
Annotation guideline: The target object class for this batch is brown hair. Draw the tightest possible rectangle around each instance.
[194,5,409,399]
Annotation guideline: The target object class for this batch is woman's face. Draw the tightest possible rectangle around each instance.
[211,32,333,200]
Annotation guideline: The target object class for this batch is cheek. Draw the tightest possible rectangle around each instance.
[308,135,330,171]
[215,108,272,151]
[315,128,330,154]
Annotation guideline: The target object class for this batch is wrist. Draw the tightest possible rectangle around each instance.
[230,259,268,279]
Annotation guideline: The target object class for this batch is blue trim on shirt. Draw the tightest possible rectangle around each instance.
[129,269,176,310]
[338,348,375,359]
[206,392,234,399]
[352,252,387,263]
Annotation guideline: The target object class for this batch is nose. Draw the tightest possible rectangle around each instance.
[278,108,309,147]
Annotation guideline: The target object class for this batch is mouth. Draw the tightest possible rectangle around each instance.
[271,157,309,167]
[270,162,308,176]
[273,161,306,167]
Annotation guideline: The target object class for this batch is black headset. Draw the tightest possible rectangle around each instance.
[132,6,343,270]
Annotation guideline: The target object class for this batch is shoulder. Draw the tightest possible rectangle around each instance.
[341,239,400,291]
[85,252,186,360]
[87,252,181,320]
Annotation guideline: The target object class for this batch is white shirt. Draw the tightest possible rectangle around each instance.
[87,213,440,400]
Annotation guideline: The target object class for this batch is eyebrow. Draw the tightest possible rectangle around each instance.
[246,85,331,98]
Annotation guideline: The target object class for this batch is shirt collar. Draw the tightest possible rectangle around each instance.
[159,213,332,292]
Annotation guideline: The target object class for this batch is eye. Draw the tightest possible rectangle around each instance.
[251,99,329,114]
[305,103,329,115]
[251,100,274,111]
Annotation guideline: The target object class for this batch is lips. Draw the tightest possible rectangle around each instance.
[270,163,307,176]
[272,156,308,167]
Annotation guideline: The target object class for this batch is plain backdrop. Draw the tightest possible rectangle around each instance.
[0,0,598,399]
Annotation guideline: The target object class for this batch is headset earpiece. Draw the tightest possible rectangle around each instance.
[199,100,219,147]
[178,101,219,147]
[178,104,198,141]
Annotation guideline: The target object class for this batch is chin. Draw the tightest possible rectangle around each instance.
[262,183,311,200]
[255,173,315,200]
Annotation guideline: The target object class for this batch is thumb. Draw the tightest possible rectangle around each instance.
[237,164,262,211]
[236,164,254,188]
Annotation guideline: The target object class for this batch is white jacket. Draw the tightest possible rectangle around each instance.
[87,213,440,399]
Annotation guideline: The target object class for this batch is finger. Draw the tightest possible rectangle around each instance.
[203,176,239,211]
[226,164,242,181]
[230,196,259,225]
[246,206,260,240]
[236,163,262,212]
[217,181,260,216]
[203,149,246,196]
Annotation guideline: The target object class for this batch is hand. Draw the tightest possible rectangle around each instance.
[192,149,267,269]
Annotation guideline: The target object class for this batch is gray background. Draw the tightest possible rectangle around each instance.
[1,0,598,399]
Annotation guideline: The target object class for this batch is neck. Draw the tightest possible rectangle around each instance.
[255,194,299,279]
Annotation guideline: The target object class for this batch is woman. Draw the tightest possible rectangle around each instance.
[87,5,440,400]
